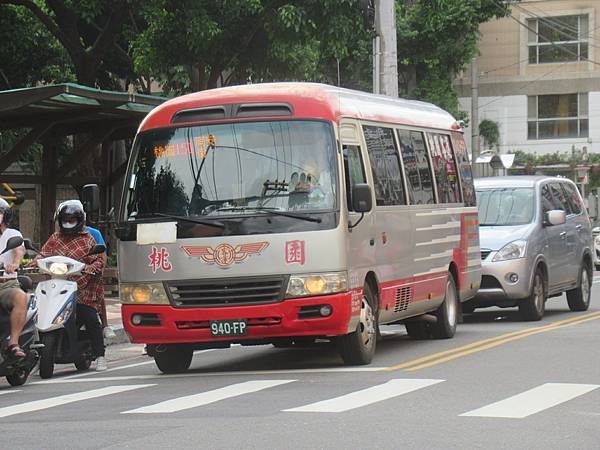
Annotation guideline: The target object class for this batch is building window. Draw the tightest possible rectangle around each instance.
[527,15,588,64]
[527,93,588,140]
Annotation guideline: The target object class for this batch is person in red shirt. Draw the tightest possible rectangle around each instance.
[37,201,107,371]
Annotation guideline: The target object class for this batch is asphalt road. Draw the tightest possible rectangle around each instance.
[2,278,600,449]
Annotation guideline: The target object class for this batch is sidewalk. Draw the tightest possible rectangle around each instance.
[105,297,129,346]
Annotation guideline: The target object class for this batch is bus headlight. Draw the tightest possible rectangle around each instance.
[120,282,169,304]
[286,272,348,298]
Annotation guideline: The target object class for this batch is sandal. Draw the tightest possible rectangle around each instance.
[7,344,25,358]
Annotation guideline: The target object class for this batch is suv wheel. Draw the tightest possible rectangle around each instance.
[567,262,592,311]
[519,267,545,321]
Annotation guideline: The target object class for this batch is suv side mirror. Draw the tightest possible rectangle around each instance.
[352,183,373,213]
[545,209,566,226]
[82,184,100,214]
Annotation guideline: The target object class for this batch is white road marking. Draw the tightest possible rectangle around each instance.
[0,384,154,418]
[0,390,21,395]
[460,383,600,419]
[283,378,444,413]
[33,349,217,383]
[122,379,295,414]
[36,367,387,384]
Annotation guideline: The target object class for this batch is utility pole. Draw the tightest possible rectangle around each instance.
[375,0,398,97]
[471,56,480,166]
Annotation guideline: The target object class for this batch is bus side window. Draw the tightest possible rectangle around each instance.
[426,133,460,204]
[398,129,435,205]
[450,132,476,206]
[363,125,406,206]
[343,144,366,211]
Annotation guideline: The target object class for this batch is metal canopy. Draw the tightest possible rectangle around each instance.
[0,83,167,240]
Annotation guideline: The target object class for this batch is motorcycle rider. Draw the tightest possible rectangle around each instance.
[35,201,107,371]
[56,200,116,339]
[0,198,27,358]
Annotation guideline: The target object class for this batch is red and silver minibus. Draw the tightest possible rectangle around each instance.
[116,83,481,373]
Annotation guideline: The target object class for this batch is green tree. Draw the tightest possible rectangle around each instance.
[479,119,499,150]
[131,0,372,94]
[396,0,510,117]
[0,0,138,88]
[0,4,73,89]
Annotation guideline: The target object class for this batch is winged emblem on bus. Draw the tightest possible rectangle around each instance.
[181,241,269,268]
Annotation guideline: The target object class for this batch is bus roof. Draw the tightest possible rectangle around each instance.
[138,82,458,133]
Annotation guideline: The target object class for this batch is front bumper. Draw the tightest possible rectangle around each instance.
[122,292,354,344]
[472,256,532,307]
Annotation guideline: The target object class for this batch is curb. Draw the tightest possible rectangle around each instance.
[105,325,130,346]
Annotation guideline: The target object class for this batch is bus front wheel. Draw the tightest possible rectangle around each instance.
[337,283,377,365]
[154,344,193,374]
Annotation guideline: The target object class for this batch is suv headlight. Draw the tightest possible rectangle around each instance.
[493,240,527,262]
[286,272,348,298]
[120,282,169,304]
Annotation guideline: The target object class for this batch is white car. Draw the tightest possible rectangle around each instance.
[593,226,600,271]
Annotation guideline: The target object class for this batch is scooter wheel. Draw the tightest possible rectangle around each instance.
[6,368,29,386]
[74,353,92,371]
[39,333,57,379]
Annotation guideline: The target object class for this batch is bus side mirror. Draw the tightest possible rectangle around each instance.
[352,184,373,213]
[82,184,100,214]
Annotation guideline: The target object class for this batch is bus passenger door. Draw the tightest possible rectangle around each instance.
[340,122,376,304]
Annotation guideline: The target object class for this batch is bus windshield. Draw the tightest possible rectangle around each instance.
[476,187,535,226]
[124,120,337,220]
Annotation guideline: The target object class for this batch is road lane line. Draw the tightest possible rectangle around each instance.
[403,313,600,371]
[460,383,600,418]
[0,390,21,395]
[386,311,600,372]
[0,384,154,418]
[31,367,387,384]
[122,380,294,414]
[283,379,444,413]
[34,349,217,383]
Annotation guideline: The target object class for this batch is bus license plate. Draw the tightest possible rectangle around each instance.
[210,319,248,337]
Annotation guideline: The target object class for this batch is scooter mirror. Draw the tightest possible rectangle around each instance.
[88,244,106,256]
[23,238,39,253]
[1,236,24,255]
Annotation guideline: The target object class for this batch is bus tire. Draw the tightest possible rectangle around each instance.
[431,273,458,339]
[154,344,193,374]
[337,283,377,365]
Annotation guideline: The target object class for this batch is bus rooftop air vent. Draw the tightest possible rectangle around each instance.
[172,106,227,123]
[235,103,292,118]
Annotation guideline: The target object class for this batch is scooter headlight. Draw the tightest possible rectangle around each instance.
[49,262,69,275]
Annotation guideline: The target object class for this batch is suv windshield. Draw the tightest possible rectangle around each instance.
[123,120,337,220]
[476,187,535,226]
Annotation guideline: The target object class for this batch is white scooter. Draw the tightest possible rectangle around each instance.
[26,240,104,378]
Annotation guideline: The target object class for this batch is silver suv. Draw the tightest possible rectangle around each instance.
[466,176,593,321]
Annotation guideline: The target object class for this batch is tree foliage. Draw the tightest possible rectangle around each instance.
[479,119,500,149]
[396,0,509,117]
[131,0,372,94]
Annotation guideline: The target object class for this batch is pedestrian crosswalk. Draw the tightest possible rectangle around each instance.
[0,379,598,419]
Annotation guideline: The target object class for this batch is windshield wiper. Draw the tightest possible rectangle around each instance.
[215,206,322,223]
[128,212,225,229]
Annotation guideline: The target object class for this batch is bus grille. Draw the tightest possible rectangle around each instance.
[165,276,288,308]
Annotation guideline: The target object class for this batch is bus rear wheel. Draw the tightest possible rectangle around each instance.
[337,283,377,365]
[154,344,193,374]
